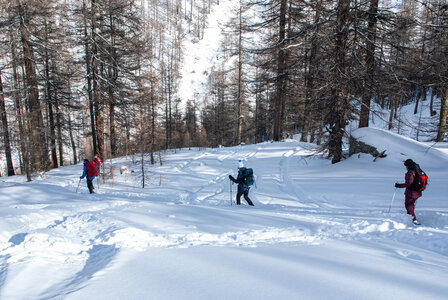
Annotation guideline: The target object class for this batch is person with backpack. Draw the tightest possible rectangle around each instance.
[80,159,99,194]
[93,155,102,172]
[394,159,425,225]
[229,160,254,206]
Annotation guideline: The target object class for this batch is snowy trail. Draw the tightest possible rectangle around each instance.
[1,129,448,299]
[1,154,446,254]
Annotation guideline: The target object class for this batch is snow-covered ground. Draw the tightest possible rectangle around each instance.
[177,0,238,106]
[0,128,447,299]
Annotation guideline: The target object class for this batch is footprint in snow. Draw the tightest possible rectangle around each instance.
[397,250,423,261]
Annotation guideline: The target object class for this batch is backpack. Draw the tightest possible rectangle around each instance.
[86,161,99,177]
[412,164,428,191]
[241,168,254,187]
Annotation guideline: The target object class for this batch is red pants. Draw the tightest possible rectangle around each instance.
[405,196,418,220]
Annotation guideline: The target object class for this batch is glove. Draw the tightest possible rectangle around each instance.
[229,175,235,181]
[394,183,400,188]
[80,176,83,179]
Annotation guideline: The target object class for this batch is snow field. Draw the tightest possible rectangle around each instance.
[0,128,447,299]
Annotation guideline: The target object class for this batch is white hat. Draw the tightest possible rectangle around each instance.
[238,160,244,168]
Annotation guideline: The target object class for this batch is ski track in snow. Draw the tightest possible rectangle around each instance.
[0,136,448,298]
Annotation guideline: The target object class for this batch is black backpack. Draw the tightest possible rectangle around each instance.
[412,164,428,191]
[241,168,254,187]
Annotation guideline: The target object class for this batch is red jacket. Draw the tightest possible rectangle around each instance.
[81,161,98,179]
[399,170,422,200]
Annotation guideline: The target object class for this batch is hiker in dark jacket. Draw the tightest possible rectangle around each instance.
[229,161,254,206]
[80,159,97,194]
[395,159,422,225]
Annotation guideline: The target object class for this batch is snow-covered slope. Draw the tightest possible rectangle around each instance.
[352,127,448,166]
[177,0,239,106]
[0,128,447,299]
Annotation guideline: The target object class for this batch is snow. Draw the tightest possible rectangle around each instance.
[1,128,448,299]
[1,0,447,297]
[177,1,239,107]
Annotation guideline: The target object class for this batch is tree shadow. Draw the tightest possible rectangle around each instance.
[37,244,118,300]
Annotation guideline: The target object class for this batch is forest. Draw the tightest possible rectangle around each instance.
[0,0,447,179]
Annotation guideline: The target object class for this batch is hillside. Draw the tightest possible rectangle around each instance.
[0,128,447,299]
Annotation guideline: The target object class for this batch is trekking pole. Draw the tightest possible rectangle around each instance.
[230,180,233,206]
[76,179,81,193]
[387,187,397,214]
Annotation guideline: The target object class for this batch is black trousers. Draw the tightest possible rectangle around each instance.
[236,190,254,206]
[87,178,95,194]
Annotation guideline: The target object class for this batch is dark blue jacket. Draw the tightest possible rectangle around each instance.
[231,168,249,192]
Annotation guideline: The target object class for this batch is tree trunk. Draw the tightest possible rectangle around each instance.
[436,89,448,142]
[44,22,58,169]
[67,79,78,165]
[107,8,118,157]
[141,152,145,188]
[19,2,49,172]
[83,0,97,155]
[47,93,58,168]
[109,94,116,157]
[413,85,420,115]
[328,0,350,164]
[236,5,244,145]
[302,0,323,142]
[273,0,288,141]
[19,63,32,181]
[0,70,15,176]
[388,98,395,130]
[359,0,379,128]
[164,62,173,150]
[430,88,436,116]
[10,31,27,175]
[91,0,104,159]
[55,90,64,167]
[150,82,156,165]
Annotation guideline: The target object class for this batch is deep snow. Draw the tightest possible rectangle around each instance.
[0,128,447,300]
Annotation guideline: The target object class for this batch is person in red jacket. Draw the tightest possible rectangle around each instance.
[80,159,98,194]
[395,159,422,225]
